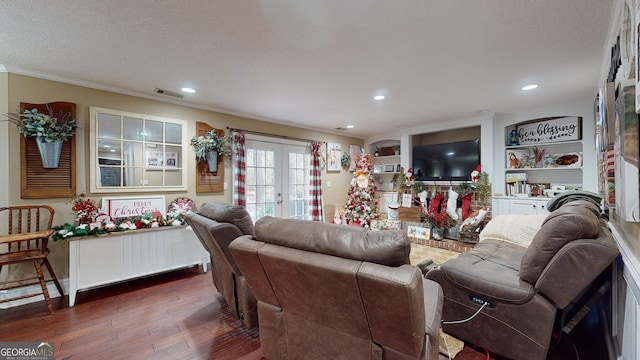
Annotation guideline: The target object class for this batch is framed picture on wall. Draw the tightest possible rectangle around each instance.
[146,151,178,169]
[327,143,342,172]
[614,85,639,221]
[146,151,164,168]
[348,145,361,172]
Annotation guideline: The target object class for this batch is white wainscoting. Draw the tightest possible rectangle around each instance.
[68,225,209,306]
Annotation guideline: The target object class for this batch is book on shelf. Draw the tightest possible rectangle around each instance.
[506,172,527,182]
[506,180,530,197]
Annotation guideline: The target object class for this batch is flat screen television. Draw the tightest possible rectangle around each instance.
[412,139,480,181]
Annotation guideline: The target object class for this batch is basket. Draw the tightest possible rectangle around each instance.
[458,220,488,244]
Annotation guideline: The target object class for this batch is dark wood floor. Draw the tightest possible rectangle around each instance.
[0,268,608,360]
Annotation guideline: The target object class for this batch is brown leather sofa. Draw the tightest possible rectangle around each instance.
[185,202,258,328]
[229,217,444,360]
[426,200,619,360]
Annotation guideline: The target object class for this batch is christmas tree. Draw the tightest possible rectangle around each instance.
[343,153,378,228]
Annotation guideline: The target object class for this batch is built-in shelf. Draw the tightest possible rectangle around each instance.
[505,139,583,150]
[498,117,585,211]
[506,167,582,171]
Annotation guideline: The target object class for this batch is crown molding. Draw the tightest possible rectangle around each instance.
[1,65,363,139]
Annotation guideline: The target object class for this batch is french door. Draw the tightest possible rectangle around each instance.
[243,139,311,222]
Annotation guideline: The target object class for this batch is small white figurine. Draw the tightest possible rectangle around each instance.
[334,205,342,224]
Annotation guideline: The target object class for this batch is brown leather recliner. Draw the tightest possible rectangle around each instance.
[185,202,258,328]
[229,217,444,360]
[426,200,619,360]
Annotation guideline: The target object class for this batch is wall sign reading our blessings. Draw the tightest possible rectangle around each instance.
[516,116,582,145]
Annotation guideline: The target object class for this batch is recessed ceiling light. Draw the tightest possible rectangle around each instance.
[109,149,116,152]
[346,125,355,129]
[522,84,538,91]
[373,95,385,100]
[181,87,196,93]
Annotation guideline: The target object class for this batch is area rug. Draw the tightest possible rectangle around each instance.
[409,243,465,359]
[409,243,460,266]
[438,329,465,359]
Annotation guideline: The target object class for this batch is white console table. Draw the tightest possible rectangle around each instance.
[68,225,209,306]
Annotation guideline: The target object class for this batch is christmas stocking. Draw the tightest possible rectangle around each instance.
[446,188,459,221]
[461,193,473,220]
[428,192,442,214]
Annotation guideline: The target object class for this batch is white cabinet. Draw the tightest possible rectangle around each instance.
[509,199,549,214]
[377,192,397,214]
[68,226,209,306]
[493,197,550,215]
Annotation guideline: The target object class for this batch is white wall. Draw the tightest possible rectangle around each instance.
[394,112,495,183]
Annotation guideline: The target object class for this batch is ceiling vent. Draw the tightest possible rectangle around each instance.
[154,88,184,99]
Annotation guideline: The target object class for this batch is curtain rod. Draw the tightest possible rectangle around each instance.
[226,127,325,144]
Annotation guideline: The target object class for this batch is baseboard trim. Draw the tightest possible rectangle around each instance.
[0,278,69,309]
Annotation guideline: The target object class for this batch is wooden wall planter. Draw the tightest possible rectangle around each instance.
[20,102,76,199]
[195,121,224,193]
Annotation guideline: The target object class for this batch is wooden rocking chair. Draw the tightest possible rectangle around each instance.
[0,205,63,314]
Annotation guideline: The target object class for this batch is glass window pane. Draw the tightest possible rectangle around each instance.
[246,168,256,185]
[246,203,257,222]
[246,185,256,203]
[264,202,274,217]
[123,168,143,187]
[147,170,164,186]
[97,113,121,139]
[257,150,265,167]
[123,117,144,141]
[257,168,265,185]
[98,139,121,161]
[265,168,274,186]
[145,120,163,143]
[123,141,144,167]
[99,166,121,187]
[165,123,182,144]
[256,203,266,219]
[246,149,255,167]
[165,169,182,186]
[257,186,265,202]
[165,145,182,168]
[266,151,274,167]
[265,185,275,202]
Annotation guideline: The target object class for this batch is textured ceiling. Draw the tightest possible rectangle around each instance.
[0,0,615,139]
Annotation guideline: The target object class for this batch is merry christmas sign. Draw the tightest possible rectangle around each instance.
[101,195,166,219]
